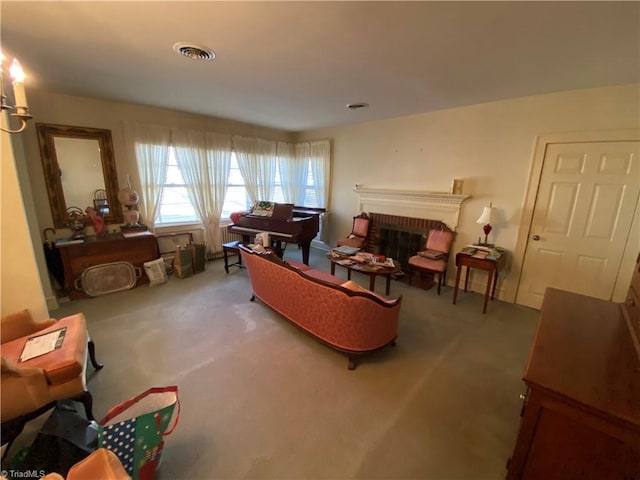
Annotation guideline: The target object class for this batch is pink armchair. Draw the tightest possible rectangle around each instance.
[337,212,370,251]
[408,229,455,295]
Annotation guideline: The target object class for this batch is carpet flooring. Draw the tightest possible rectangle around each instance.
[21,247,539,479]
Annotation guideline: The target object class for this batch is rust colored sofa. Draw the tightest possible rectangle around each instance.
[239,245,402,369]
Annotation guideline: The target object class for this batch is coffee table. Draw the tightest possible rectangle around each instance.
[327,253,401,295]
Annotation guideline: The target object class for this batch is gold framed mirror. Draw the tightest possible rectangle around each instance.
[36,123,123,228]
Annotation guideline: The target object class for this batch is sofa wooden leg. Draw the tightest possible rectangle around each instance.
[88,338,103,370]
[348,356,356,370]
[74,390,95,421]
[250,294,256,302]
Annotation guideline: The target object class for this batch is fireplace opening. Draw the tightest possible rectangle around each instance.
[366,213,450,288]
[375,225,425,272]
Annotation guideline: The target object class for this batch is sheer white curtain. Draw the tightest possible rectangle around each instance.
[233,135,277,203]
[124,122,171,232]
[278,142,308,205]
[172,128,231,254]
[309,140,331,243]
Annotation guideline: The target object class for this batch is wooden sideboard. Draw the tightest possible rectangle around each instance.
[57,234,159,300]
[506,287,640,479]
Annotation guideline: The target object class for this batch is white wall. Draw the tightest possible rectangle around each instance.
[298,84,640,301]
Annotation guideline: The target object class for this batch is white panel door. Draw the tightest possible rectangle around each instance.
[517,141,639,309]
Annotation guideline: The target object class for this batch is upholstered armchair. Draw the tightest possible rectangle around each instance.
[337,212,370,250]
[408,229,455,295]
[1,309,103,453]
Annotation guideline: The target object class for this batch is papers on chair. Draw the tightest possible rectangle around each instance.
[417,249,444,260]
[19,327,67,362]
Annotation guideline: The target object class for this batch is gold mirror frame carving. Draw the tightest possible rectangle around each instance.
[36,123,123,228]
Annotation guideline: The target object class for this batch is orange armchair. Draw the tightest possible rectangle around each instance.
[408,229,455,295]
[1,309,103,453]
[40,448,131,480]
[337,212,370,250]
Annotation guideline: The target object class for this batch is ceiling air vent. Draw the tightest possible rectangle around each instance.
[173,42,216,61]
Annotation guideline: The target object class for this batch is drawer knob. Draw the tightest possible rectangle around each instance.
[531,235,541,241]
[626,298,636,307]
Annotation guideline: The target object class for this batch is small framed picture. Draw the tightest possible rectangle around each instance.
[450,179,463,195]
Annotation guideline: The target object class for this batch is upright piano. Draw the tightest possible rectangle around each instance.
[227,203,325,265]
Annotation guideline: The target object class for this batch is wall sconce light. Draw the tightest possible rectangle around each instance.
[476,203,496,246]
[1,53,32,134]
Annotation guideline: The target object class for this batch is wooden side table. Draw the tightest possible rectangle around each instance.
[452,251,506,314]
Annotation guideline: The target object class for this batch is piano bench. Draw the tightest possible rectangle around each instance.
[223,241,244,274]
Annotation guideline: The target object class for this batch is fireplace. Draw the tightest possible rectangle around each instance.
[368,213,450,273]
[354,185,469,266]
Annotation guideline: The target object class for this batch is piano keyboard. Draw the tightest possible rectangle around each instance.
[229,226,294,238]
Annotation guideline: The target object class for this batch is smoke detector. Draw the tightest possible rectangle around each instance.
[173,42,216,61]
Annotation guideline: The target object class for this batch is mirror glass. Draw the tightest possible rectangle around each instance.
[36,123,123,228]
[55,137,106,210]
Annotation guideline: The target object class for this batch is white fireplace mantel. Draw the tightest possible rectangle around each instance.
[354,186,470,230]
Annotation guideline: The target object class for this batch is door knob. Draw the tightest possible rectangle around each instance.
[531,235,540,241]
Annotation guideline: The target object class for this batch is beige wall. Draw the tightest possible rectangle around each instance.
[1,122,48,320]
[298,84,640,301]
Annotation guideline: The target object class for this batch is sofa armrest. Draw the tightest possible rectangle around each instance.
[1,357,50,422]
[1,309,57,344]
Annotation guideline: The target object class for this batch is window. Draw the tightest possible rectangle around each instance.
[155,148,199,225]
[155,148,327,225]
[221,153,251,218]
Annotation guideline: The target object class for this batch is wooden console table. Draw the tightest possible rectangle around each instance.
[452,251,506,314]
[57,233,159,299]
[506,288,640,478]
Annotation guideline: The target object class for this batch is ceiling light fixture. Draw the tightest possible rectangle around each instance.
[172,42,216,61]
[347,102,369,110]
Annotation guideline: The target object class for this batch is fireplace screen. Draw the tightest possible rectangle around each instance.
[375,226,425,272]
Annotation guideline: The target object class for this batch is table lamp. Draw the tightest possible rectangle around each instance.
[476,203,495,246]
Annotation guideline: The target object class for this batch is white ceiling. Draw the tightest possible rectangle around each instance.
[1,1,638,132]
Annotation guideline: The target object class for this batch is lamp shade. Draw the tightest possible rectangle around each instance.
[476,205,495,225]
